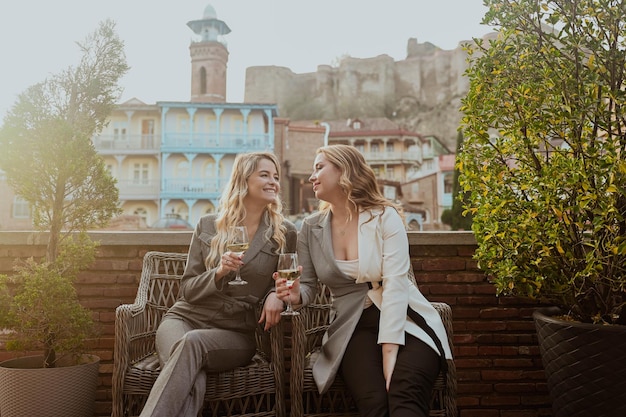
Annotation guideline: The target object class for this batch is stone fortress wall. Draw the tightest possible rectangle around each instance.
[244,34,496,151]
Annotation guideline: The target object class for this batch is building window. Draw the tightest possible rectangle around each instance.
[176,160,190,179]
[173,203,189,221]
[204,160,216,177]
[12,196,30,218]
[204,115,217,133]
[133,207,148,224]
[386,142,394,153]
[132,163,150,185]
[200,67,207,94]
[141,119,155,148]
[231,116,244,134]
[356,144,365,153]
[444,173,454,194]
[113,122,128,141]
[371,143,380,153]
[178,115,190,132]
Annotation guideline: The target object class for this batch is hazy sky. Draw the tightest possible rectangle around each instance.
[0,0,492,121]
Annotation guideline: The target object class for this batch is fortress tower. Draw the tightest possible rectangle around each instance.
[187,4,230,102]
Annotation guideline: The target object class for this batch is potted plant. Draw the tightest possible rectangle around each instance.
[459,1,626,416]
[0,19,128,417]
[0,234,102,417]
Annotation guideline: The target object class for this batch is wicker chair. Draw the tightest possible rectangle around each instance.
[111,251,286,417]
[289,282,457,417]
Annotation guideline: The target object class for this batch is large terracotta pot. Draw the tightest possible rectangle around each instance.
[0,354,100,417]
[533,308,626,417]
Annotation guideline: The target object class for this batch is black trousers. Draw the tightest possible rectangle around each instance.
[340,306,440,417]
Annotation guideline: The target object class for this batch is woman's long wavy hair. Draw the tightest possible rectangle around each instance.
[315,144,403,224]
[205,152,287,268]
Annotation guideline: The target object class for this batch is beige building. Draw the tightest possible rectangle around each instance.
[325,117,428,183]
[401,153,456,230]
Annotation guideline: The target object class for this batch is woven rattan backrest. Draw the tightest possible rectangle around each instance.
[140,252,187,332]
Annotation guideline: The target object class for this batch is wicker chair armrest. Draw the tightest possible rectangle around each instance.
[112,302,155,417]
[114,302,155,361]
[269,314,287,417]
[430,302,458,417]
[289,305,310,416]
[251,301,287,380]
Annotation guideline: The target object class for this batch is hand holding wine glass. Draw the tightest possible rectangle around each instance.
[278,252,300,316]
[227,226,249,286]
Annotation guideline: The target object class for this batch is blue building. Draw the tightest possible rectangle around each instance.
[92,5,278,227]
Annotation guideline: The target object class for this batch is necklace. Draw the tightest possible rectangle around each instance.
[334,215,354,236]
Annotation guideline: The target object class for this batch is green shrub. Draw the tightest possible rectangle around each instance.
[459,0,626,324]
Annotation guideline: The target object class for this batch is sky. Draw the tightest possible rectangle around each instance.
[0,0,492,121]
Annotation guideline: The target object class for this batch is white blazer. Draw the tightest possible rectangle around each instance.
[298,207,453,394]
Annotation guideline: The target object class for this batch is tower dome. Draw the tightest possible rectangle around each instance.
[203,5,217,20]
[187,4,231,103]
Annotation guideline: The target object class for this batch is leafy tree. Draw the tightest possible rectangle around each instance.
[459,0,626,324]
[0,19,128,262]
[441,130,473,230]
[0,19,129,366]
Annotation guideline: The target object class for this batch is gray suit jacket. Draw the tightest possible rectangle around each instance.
[298,208,452,394]
[164,213,297,333]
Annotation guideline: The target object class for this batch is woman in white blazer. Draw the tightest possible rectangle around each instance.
[276,145,452,417]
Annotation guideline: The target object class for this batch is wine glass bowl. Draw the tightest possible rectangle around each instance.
[278,253,300,316]
[227,226,249,286]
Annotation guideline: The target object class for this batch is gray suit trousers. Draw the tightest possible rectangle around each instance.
[139,317,256,417]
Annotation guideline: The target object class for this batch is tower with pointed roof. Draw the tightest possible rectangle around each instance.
[187,4,231,102]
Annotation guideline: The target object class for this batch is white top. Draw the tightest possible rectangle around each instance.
[336,258,372,308]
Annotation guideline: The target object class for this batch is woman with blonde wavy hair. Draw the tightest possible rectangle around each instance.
[276,144,452,417]
[140,152,297,417]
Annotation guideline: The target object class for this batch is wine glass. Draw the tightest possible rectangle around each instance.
[227,226,249,286]
[278,252,300,316]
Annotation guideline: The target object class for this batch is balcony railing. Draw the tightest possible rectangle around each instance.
[114,178,231,200]
[161,133,272,152]
[93,133,273,154]
[362,151,422,163]
[116,180,160,200]
[93,134,159,153]
[161,177,229,199]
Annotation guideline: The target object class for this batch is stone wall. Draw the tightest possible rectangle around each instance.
[244,35,497,151]
[0,231,551,417]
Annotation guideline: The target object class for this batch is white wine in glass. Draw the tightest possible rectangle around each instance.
[278,253,300,316]
[227,226,249,285]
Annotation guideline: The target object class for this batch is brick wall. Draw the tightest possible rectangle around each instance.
[0,231,552,417]
[408,233,551,417]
